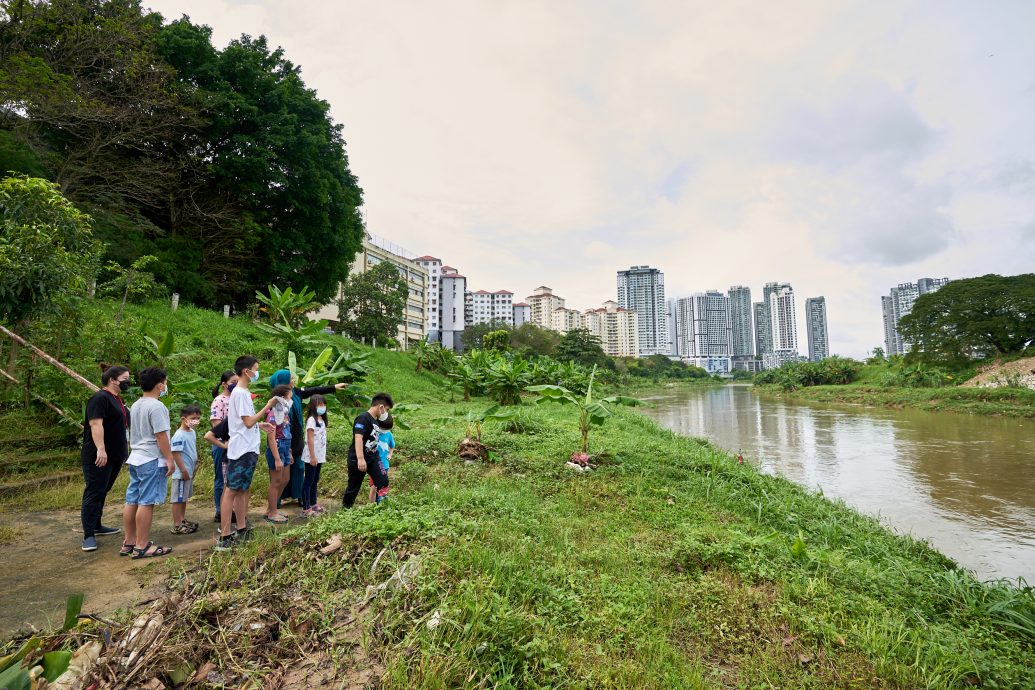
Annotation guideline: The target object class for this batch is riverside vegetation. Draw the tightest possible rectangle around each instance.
[1,302,1034,689]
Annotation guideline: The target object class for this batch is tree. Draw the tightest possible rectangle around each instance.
[0,176,101,326]
[337,262,407,344]
[461,320,510,350]
[509,323,560,356]
[554,329,612,369]
[0,176,101,372]
[482,329,510,352]
[898,274,1035,363]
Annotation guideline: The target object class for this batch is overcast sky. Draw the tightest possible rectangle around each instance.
[146,0,1035,357]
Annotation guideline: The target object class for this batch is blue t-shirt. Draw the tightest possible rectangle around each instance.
[170,428,198,480]
[377,430,395,469]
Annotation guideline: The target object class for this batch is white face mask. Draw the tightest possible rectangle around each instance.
[378,410,389,422]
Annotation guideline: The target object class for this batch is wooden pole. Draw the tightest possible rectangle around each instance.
[0,324,99,392]
[0,367,74,419]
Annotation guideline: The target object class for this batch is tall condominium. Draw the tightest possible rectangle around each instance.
[526,286,566,330]
[617,265,668,356]
[314,235,429,348]
[753,302,773,357]
[763,281,799,368]
[672,291,733,373]
[465,289,514,326]
[438,267,467,352]
[512,302,531,327]
[727,285,754,356]
[881,277,950,356]
[551,307,582,334]
[804,297,829,362]
[582,301,639,357]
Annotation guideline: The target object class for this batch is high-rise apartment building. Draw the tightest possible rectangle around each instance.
[582,301,639,357]
[804,297,829,362]
[617,266,668,356]
[512,302,531,328]
[753,302,772,357]
[439,267,467,352]
[526,286,566,330]
[762,282,799,369]
[551,307,582,334]
[672,291,733,373]
[465,290,514,326]
[316,234,429,348]
[728,285,754,357]
[881,277,950,355]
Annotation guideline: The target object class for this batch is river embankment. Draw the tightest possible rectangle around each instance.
[2,305,1033,688]
[756,382,1035,417]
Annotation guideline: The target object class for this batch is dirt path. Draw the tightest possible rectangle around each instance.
[0,502,306,637]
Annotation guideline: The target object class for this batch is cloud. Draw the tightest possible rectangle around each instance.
[141,0,1035,357]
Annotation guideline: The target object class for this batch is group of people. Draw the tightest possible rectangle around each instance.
[79,353,396,558]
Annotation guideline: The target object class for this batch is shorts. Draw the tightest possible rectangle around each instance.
[266,438,293,471]
[226,452,258,491]
[125,459,166,506]
[170,477,193,503]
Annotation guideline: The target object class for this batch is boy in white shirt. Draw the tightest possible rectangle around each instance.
[217,355,277,551]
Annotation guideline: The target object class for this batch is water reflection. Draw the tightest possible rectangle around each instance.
[642,385,1035,582]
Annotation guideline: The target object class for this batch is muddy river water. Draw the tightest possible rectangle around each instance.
[640,385,1035,582]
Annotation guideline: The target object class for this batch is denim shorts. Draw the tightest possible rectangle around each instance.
[126,459,166,506]
[266,438,293,472]
[226,452,258,491]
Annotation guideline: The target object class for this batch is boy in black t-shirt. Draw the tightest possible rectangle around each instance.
[342,392,393,508]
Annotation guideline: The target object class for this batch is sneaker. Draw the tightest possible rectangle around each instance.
[214,535,235,552]
[81,536,98,551]
[213,514,221,523]
[95,525,121,536]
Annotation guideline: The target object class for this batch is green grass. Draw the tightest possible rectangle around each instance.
[4,300,1034,688]
[768,383,1035,418]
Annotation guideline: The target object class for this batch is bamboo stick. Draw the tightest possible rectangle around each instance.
[0,324,99,392]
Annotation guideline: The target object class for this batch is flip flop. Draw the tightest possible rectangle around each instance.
[263,515,289,525]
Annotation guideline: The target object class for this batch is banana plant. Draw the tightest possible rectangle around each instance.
[526,366,644,453]
[433,404,514,442]
[485,357,532,405]
[287,347,371,387]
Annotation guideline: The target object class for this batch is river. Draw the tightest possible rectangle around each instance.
[640,384,1035,583]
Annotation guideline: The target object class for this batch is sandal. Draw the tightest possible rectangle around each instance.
[131,541,173,559]
[263,515,289,525]
[183,519,199,529]
[171,523,198,535]
[119,542,135,557]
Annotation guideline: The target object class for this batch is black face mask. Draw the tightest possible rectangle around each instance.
[118,380,131,392]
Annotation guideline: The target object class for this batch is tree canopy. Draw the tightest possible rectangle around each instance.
[898,274,1035,363]
[554,329,612,370]
[0,0,364,306]
[337,262,408,344]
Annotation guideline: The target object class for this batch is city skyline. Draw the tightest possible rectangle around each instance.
[148,1,1035,358]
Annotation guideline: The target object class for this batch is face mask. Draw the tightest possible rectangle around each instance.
[159,385,168,398]
[250,369,260,382]
[187,420,199,429]
[378,410,389,422]
[118,380,130,392]
[316,406,327,416]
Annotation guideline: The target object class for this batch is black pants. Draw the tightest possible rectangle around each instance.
[81,452,124,538]
[342,456,388,508]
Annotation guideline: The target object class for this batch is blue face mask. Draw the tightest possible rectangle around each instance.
[250,369,260,382]
[316,406,327,416]
[159,384,168,398]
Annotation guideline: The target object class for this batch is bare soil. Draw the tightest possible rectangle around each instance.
[963,356,1035,389]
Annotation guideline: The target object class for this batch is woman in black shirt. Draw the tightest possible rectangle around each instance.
[80,365,131,551]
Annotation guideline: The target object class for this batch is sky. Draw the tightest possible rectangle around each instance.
[146,0,1035,358]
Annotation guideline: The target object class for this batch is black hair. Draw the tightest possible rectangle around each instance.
[212,370,235,399]
[101,365,130,386]
[378,414,394,431]
[234,355,258,376]
[180,404,202,418]
[271,383,293,398]
[371,392,394,408]
[138,367,167,392]
[306,394,328,426]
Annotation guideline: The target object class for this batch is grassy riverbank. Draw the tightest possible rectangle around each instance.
[2,303,1034,688]
[759,383,1035,418]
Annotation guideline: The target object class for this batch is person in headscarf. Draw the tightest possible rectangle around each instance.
[268,369,349,504]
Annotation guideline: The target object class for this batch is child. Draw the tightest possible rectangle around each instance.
[122,367,183,559]
[217,355,278,551]
[170,404,202,534]
[264,383,294,524]
[369,415,394,504]
[300,394,328,517]
[342,392,393,508]
[209,371,237,523]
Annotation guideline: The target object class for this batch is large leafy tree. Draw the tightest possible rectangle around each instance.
[338,262,408,344]
[0,2,364,305]
[898,274,1035,363]
[554,328,613,369]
